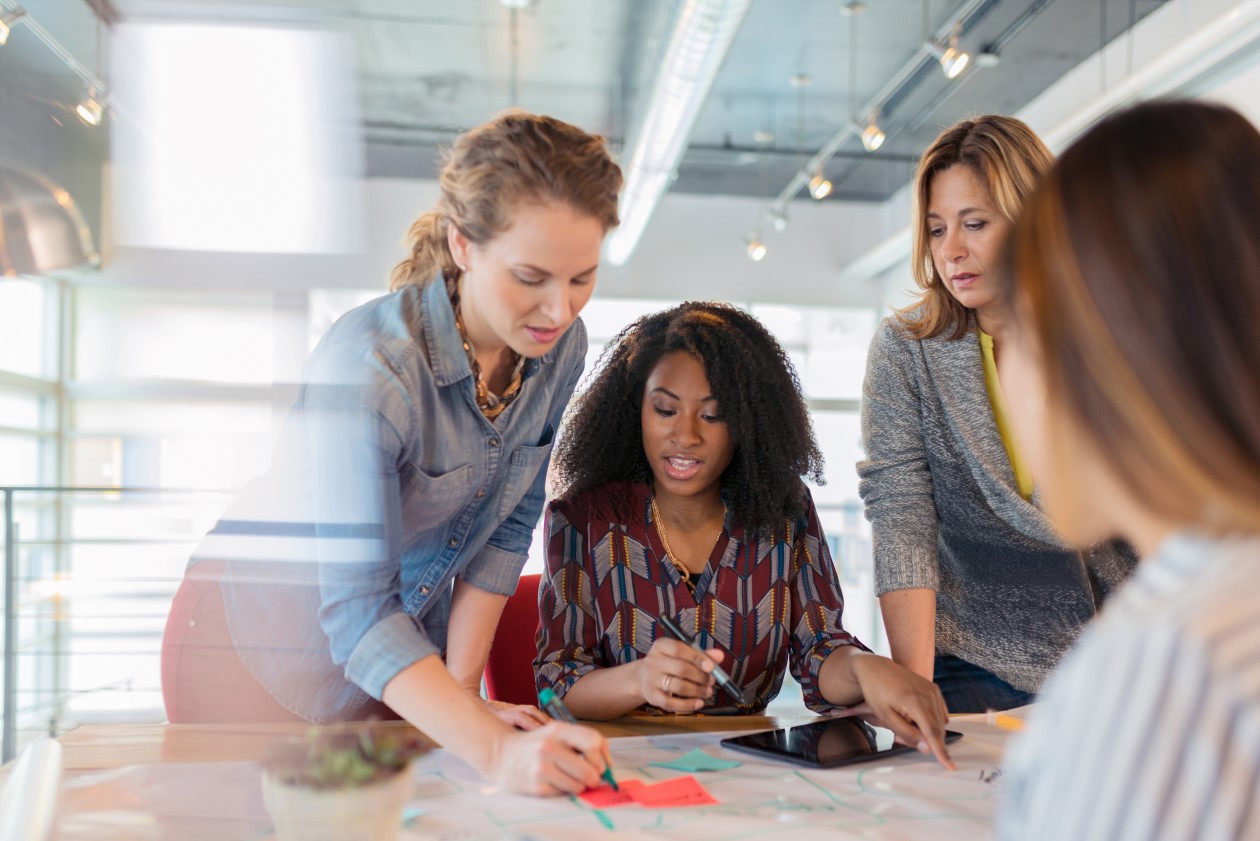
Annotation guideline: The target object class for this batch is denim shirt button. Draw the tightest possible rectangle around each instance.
[489,437,500,447]
[419,585,431,595]
[476,488,486,498]
[447,537,458,548]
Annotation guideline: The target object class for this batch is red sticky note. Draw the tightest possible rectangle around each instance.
[579,779,645,808]
[631,775,719,808]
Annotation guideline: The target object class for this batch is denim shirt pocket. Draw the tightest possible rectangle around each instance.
[496,443,554,520]
[403,462,475,533]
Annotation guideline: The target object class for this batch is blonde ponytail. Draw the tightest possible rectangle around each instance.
[389,210,459,291]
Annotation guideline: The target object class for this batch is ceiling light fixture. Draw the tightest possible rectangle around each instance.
[975,45,1001,68]
[0,7,27,45]
[772,0,993,208]
[75,87,103,126]
[860,115,886,152]
[768,206,788,232]
[605,0,754,266]
[745,233,767,261]
[499,0,534,8]
[808,170,833,200]
[8,5,109,129]
[929,23,970,79]
[0,167,99,276]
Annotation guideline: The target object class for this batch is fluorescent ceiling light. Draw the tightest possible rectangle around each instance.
[605,0,753,266]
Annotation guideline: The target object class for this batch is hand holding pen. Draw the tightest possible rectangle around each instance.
[537,688,620,791]
[638,614,747,713]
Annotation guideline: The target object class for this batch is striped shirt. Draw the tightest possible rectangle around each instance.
[999,533,1260,841]
[533,480,866,714]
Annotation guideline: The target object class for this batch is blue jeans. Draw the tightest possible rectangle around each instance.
[933,654,1035,714]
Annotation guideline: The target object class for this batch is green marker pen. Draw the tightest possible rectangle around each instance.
[537,687,620,792]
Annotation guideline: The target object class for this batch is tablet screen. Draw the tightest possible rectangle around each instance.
[720,718,963,769]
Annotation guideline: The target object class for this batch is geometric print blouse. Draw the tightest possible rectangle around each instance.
[534,480,867,714]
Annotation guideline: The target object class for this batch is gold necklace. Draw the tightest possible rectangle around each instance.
[446,278,523,420]
[650,495,724,593]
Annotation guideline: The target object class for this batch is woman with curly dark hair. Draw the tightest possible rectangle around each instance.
[534,302,954,768]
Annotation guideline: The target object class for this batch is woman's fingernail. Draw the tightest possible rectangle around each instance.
[917,740,928,753]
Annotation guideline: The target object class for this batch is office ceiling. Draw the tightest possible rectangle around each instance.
[351,0,1170,201]
[6,0,1170,207]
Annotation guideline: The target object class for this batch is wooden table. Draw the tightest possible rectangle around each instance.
[39,713,811,771]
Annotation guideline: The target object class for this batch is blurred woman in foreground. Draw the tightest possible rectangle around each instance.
[998,99,1260,840]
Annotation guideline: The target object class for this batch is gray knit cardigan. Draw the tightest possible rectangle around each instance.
[857,314,1136,694]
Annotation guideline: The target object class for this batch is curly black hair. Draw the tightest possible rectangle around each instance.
[554,301,824,538]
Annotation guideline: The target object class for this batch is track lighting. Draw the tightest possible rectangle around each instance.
[75,88,103,126]
[930,24,970,79]
[768,207,788,232]
[745,234,767,262]
[808,171,832,200]
[0,8,26,45]
[860,117,885,152]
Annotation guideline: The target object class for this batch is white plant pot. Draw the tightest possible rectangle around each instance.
[261,769,413,841]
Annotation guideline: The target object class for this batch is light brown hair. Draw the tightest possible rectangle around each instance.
[1001,100,1260,532]
[389,110,623,291]
[899,115,1053,340]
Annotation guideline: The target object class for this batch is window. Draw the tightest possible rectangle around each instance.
[0,277,58,380]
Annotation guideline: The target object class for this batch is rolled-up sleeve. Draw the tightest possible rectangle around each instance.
[344,613,438,699]
[857,319,941,595]
[788,496,869,713]
[303,342,439,700]
[534,500,601,698]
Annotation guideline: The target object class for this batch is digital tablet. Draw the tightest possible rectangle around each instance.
[720,717,963,769]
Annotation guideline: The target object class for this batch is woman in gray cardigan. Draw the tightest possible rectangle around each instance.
[858,115,1134,713]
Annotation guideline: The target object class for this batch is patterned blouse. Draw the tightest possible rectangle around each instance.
[534,480,867,714]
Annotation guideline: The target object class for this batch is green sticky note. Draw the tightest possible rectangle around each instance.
[649,748,742,773]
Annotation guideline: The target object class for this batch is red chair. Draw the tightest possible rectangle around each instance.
[484,573,543,707]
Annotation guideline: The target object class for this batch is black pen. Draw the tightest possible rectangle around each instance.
[537,687,619,791]
[658,614,746,703]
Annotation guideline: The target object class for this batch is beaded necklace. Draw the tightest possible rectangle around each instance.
[446,277,524,420]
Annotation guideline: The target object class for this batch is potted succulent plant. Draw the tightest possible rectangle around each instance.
[261,726,428,841]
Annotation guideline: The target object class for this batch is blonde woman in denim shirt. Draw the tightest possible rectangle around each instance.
[162,112,623,796]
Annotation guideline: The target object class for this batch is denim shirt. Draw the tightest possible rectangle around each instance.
[197,278,586,720]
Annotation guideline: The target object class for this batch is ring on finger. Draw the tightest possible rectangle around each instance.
[662,675,672,695]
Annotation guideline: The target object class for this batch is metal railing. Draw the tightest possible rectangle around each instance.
[1,485,231,763]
